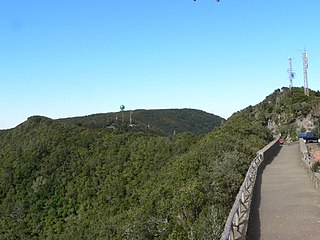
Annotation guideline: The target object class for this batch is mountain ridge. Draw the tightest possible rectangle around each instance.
[58,108,225,136]
[241,87,320,141]
[2,87,320,239]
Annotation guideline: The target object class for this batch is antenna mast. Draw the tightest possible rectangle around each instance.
[287,57,294,90]
[302,49,309,96]
[129,111,133,126]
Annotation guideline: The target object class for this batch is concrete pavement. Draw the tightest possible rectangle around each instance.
[247,143,320,240]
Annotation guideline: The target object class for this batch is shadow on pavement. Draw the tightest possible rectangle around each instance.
[246,143,282,240]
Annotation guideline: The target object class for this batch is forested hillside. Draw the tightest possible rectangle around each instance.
[60,108,224,136]
[0,108,272,239]
[244,87,320,140]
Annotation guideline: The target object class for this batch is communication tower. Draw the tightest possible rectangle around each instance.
[129,110,134,127]
[302,49,309,96]
[120,105,125,123]
[287,57,294,90]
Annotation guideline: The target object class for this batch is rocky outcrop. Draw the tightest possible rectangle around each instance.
[295,114,316,132]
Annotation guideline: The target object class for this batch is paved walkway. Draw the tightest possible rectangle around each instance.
[247,143,320,240]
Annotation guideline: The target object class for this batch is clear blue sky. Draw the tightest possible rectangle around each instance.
[1,0,320,129]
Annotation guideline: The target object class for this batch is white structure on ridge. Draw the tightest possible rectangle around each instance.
[287,57,294,90]
[302,49,309,96]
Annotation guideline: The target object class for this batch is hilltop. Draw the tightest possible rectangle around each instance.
[242,87,320,141]
[59,108,225,136]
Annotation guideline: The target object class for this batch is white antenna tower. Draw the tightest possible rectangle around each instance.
[129,111,133,126]
[287,57,294,90]
[302,49,309,96]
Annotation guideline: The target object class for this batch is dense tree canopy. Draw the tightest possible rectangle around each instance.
[0,109,272,239]
[60,108,224,136]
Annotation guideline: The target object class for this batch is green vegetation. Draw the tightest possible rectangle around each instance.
[311,161,320,172]
[7,85,320,239]
[246,87,320,140]
[60,108,224,136]
[0,109,272,239]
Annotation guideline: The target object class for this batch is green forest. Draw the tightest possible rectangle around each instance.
[60,108,224,136]
[0,108,272,239]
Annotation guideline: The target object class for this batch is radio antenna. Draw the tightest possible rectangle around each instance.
[302,49,309,96]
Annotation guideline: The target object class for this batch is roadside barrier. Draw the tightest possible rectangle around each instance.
[299,138,320,191]
[220,137,280,240]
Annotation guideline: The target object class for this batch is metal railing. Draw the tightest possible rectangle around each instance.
[220,137,280,240]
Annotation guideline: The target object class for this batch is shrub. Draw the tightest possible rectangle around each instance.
[311,161,320,172]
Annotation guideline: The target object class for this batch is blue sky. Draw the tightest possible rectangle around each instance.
[1,0,320,129]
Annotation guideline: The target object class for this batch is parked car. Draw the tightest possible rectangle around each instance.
[298,132,319,143]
